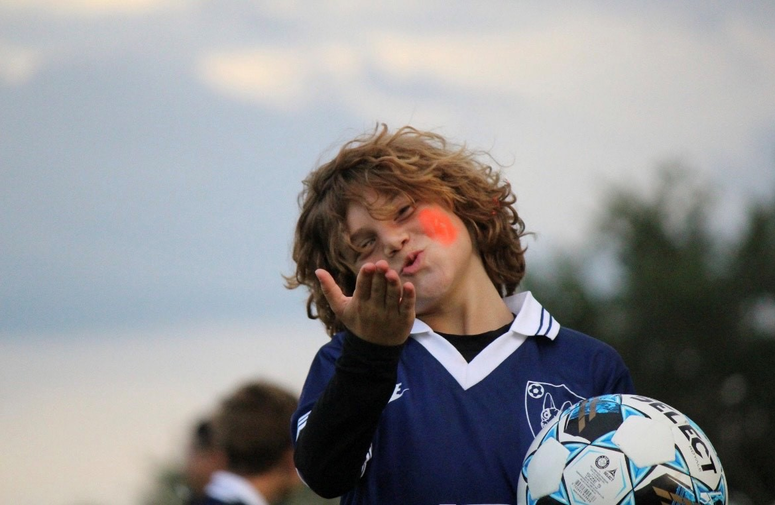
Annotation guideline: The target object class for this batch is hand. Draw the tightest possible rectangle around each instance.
[315,260,416,346]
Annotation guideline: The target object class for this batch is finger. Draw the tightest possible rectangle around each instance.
[383,268,403,310]
[399,281,416,318]
[370,261,390,303]
[315,269,349,314]
[353,263,376,302]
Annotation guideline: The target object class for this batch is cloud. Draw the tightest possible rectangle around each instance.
[198,48,311,111]
[367,14,775,120]
[0,0,183,17]
[196,42,369,112]
[2,0,774,335]
[0,42,42,85]
[357,13,775,193]
[192,10,775,165]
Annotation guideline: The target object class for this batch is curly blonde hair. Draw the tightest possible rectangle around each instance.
[285,124,527,336]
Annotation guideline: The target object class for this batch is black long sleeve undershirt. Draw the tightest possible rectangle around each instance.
[294,331,405,498]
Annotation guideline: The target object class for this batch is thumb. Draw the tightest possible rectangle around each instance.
[315,269,349,315]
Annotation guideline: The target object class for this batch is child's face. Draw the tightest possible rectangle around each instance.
[345,190,479,316]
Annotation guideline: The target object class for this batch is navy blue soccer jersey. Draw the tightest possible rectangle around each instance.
[292,291,635,504]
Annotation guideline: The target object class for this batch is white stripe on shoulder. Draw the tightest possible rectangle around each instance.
[506,291,560,339]
[296,410,311,439]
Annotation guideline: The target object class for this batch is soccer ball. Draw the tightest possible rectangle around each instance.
[517,394,727,504]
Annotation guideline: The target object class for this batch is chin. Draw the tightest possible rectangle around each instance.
[413,295,444,318]
[412,279,453,312]
[412,299,431,317]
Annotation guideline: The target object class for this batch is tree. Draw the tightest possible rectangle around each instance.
[526,165,775,504]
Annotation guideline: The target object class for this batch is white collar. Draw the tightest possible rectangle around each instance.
[408,291,559,390]
[205,470,269,505]
[409,291,559,339]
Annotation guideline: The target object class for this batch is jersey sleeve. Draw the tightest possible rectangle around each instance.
[591,337,636,395]
[550,327,637,398]
[604,358,636,395]
[291,331,404,499]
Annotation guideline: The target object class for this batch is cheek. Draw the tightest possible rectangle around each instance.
[417,208,458,246]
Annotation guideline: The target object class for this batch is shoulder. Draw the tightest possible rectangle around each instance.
[553,327,634,391]
[528,327,629,374]
[307,331,346,365]
[295,332,347,411]
[549,327,625,358]
[554,326,615,348]
[517,328,635,400]
[323,331,347,353]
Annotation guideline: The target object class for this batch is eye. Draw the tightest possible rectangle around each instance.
[359,237,376,250]
[395,204,415,221]
[350,236,375,261]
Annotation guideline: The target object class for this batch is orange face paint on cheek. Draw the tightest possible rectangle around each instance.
[417,207,458,245]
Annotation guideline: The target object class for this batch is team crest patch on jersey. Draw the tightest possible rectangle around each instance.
[524,380,584,437]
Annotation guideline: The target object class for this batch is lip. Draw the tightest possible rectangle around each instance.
[400,250,423,276]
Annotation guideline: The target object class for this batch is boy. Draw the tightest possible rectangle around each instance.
[286,125,634,503]
[202,381,302,505]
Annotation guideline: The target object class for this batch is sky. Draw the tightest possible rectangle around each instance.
[1,1,775,504]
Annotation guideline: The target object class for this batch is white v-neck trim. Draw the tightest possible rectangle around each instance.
[409,291,559,390]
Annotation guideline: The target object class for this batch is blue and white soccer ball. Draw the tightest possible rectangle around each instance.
[517,394,727,504]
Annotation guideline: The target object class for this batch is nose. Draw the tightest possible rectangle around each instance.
[381,225,409,257]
